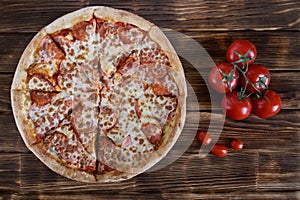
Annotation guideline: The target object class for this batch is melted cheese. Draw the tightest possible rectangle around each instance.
[58,61,94,96]
[27,18,181,173]
[28,75,55,91]
[29,92,73,135]
[138,88,177,126]
[161,74,179,96]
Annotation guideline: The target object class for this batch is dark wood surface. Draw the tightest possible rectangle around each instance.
[1,0,299,199]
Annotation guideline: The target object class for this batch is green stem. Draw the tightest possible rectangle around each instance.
[232,62,262,99]
[218,66,238,92]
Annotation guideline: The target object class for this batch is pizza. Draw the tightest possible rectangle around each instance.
[11,6,186,182]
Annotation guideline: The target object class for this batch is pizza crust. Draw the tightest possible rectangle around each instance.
[94,170,136,183]
[45,7,95,34]
[148,26,183,72]
[94,150,162,182]
[11,90,37,146]
[44,6,154,35]
[94,152,161,182]
[93,6,154,31]
[29,143,96,183]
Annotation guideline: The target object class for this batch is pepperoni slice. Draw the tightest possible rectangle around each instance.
[27,65,51,77]
[52,29,74,53]
[139,44,170,66]
[151,82,171,96]
[118,56,140,76]
[37,35,65,61]
[119,24,136,44]
[97,135,118,169]
[71,103,98,134]
[118,23,144,44]
[30,91,57,107]
[145,62,168,79]
[141,123,162,146]
[94,18,106,38]
[28,36,64,79]
[72,21,90,41]
[30,93,73,136]
[28,74,56,91]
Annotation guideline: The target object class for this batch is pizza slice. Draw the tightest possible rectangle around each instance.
[97,112,159,175]
[52,18,101,86]
[11,90,71,144]
[96,20,146,78]
[12,31,65,91]
[30,117,97,182]
[71,93,98,158]
[28,37,64,91]
[136,88,177,146]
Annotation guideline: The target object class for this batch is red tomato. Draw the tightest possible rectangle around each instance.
[196,131,212,145]
[222,91,253,120]
[252,90,282,118]
[226,39,257,67]
[211,144,228,158]
[208,62,239,93]
[240,64,270,93]
[230,139,244,150]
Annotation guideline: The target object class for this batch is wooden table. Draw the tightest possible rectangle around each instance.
[1,0,299,199]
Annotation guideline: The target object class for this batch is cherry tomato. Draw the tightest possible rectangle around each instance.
[226,39,257,67]
[222,91,253,120]
[211,144,228,158]
[240,64,270,94]
[208,62,239,93]
[196,131,212,145]
[230,139,244,150]
[252,90,282,118]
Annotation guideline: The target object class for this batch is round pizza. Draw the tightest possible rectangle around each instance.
[11,6,186,182]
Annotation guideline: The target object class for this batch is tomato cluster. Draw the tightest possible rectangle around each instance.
[198,40,283,158]
[209,39,282,120]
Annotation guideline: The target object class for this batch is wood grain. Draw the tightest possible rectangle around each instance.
[0,154,20,192]
[0,114,29,153]
[0,0,86,33]
[0,0,299,198]
[3,192,300,200]
[181,31,300,71]
[0,74,13,115]
[1,0,300,32]
[257,152,300,191]
[162,192,300,200]
[196,110,300,152]
[15,150,299,193]
[18,152,256,192]
[0,33,34,73]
